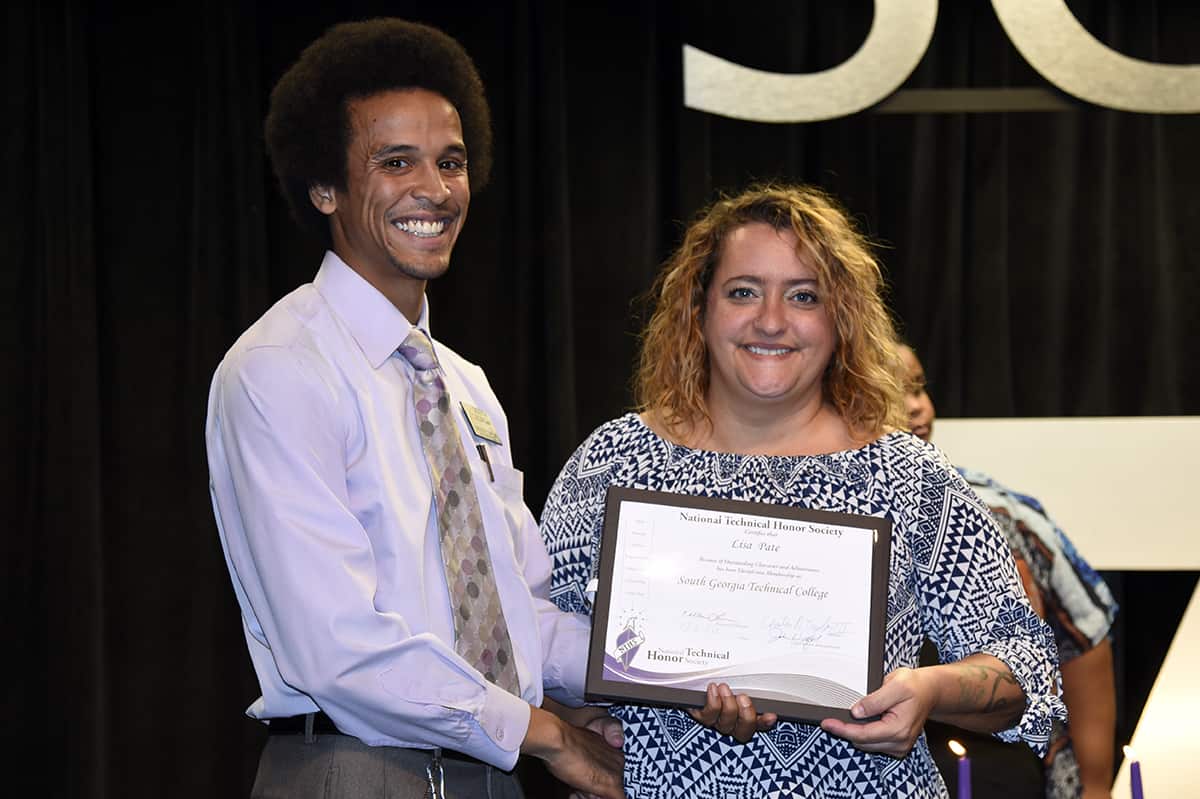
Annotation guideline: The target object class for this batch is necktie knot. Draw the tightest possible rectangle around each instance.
[399,328,439,372]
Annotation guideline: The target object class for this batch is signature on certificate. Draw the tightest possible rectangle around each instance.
[764,615,851,648]
[679,609,750,634]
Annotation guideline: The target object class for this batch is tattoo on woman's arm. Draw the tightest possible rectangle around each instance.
[954,664,1022,724]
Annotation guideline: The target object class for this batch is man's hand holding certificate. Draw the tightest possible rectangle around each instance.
[586,487,891,725]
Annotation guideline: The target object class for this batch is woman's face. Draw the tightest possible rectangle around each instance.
[898,346,935,441]
[702,222,837,414]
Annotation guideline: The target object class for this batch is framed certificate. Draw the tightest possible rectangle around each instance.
[585,486,892,724]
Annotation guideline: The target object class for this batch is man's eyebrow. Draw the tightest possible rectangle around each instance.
[371,143,468,160]
[371,144,418,160]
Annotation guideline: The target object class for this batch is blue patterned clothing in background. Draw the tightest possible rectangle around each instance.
[541,414,1066,799]
[958,469,1118,799]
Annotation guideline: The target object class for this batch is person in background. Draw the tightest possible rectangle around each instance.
[205,18,622,798]
[900,344,1118,799]
[539,183,1065,798]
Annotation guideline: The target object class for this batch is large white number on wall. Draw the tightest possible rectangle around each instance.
[992,0,1200,114]
[684,0,1200,121]
[683,0,938,122]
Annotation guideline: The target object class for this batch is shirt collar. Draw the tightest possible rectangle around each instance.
[312,251,432,369]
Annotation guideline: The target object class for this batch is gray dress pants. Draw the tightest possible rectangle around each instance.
[251,733,526,799]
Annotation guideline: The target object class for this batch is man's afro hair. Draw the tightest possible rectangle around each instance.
[264,18,492,245]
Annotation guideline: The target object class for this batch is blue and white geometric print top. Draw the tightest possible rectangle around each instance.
[541,414,1065,799]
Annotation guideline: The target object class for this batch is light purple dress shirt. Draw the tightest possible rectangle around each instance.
[206,251,590,769]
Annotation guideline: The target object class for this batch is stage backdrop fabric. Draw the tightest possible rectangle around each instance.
[5,1,1197,796]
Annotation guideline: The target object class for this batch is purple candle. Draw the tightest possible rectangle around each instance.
[1125,746,1144,799]
[948,739,971,799]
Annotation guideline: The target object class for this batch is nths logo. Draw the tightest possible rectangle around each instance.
[614,615,645,671]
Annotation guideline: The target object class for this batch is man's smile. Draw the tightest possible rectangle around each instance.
[391,217,450,237]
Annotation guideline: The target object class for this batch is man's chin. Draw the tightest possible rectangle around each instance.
[390,256,452,282]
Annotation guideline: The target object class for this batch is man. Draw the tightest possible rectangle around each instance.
[900,345,1118,799]
[206,19,622,798]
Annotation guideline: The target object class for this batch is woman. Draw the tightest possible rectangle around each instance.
[540,184,1064,798]
[900,345,1117,799]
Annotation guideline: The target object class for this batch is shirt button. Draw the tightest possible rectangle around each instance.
[496,729,504,741]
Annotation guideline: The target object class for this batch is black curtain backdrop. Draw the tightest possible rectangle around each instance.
[6,1,1198,796]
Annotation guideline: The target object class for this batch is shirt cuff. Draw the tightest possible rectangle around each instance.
[983,638,1067,755]
[475,683,531,770]
[558,614,591,702]
[541,611,591,706]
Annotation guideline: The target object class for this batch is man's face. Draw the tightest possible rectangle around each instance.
[315,88,470,296]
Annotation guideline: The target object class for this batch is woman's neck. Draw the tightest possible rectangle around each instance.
[647,398,864,457]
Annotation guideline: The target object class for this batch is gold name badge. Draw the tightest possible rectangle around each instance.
[461,402,502,445]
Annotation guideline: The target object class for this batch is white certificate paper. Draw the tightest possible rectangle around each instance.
[586,487,891,723]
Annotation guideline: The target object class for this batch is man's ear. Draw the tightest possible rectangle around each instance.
[309,184,337,215]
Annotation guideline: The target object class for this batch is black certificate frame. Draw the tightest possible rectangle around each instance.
[585,486,892,724]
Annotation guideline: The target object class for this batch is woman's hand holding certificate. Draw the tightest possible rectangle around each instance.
[687,682,779,743]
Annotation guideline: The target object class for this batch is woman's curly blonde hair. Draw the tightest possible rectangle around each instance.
[635,183,908,440]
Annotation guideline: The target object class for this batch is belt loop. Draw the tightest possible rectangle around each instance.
[425,748,445,799]
[303,712,315,744]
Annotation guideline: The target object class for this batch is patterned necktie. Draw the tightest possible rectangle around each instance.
[397,328,520,694]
